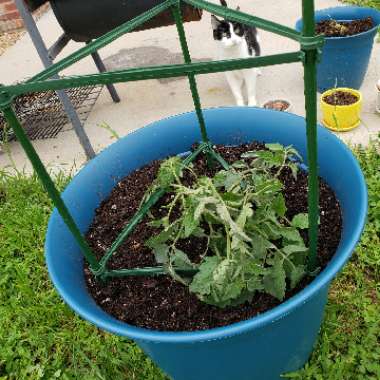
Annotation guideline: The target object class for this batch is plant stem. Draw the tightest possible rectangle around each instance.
[225,225,231,259]
[275,150,288,177]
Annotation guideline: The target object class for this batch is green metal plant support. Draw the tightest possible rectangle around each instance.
[0,0,323,279]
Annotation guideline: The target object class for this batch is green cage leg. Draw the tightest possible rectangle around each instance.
[171,3,209,144]
[1,105,101,272]
[302,0,319,271]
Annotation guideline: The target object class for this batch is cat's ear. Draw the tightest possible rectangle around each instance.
[211,15,222,30]
[236,6,241,11]
[220,0,228,7]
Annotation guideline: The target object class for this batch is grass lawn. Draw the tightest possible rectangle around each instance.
[343,0,380,8]
[0,135,379,380]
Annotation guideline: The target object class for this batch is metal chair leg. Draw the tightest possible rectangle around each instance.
[14,0,95,160]
[87,42,121,103]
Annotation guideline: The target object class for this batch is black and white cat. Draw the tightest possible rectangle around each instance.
[211,0,261,106]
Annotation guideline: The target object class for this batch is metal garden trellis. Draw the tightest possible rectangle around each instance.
[0,0,324,280]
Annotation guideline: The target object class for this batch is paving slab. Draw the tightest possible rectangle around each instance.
[0,0,378,173]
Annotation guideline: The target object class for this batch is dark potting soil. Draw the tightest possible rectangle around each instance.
[316,17,374,37]
[84,143,342,332]
[323,90,359,106]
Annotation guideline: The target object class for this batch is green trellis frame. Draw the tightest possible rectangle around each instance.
[0,0,324,279]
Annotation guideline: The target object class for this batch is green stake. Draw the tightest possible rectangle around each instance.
[0,104,100,272]
[3,52,303,97]
[302,0,320,271]
[103,267,197,279]
[171,3,209,143]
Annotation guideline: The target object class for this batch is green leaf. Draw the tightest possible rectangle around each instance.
[194,196,216,220]
[224,171,242,191]
[280,228,304,244]
[231,237,250,253]
[203,211,222,224]
[212,258,235,285]
[148,218,167,228]
[211,258,246,307]
[231,160,247,169]
[217,282,244,305]
[273,194,287,217]
[265,143,284,152]
[145,228,172,249]
[157,156,182,188]
[263,257,286,300]
[236,204,253,229]
[190,256,221,296]
[221,192,244,207]
[291,213,309,229]
[260,151,283,167]
[288,264,306,289]
[182,208,199,238]
[282,244,307,255]
[152,244,169,264]
[241,151,259,159]
[213,170,228,188]
[216,204,251,242]
[288,162,299,179]
[253,151,275,163]
[192,226,206,238]
[171,248,196,269]
[262,221,282,240]
[244,262,266,292]
[250,234,273,259]
[287,146,303,161]
[254,177,283,194]
[246,276,264,292]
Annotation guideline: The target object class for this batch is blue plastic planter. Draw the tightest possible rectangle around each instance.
[296,6,380,92]
[45,108,367,380]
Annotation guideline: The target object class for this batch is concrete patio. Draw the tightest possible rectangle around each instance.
[0,0,379,173]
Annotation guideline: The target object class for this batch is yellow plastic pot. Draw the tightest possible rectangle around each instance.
[320,88,362,132]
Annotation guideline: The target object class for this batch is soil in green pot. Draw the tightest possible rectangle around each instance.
[84,142,342,331]
[323,91,359,106]
[316,17,374,37]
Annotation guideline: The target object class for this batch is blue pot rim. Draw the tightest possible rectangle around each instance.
[46,107,368,344]
[296,6,380,40]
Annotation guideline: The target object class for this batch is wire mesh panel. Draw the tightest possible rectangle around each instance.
[0,85,103,141]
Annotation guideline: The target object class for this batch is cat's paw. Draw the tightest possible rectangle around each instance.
[248,98,257,107]
[236,100,245,107]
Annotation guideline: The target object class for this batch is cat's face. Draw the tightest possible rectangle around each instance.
[211,15,245,48]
